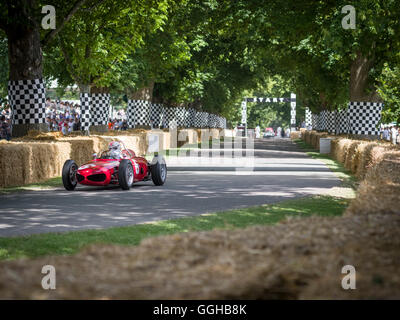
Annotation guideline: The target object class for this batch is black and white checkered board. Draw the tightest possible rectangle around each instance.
[312,114,318,129]
[201,112,209,128]
[80,93,91,130]
[91,93,110,126]
[194,111,202,128]
[175,107,186,127]
[335,109,348,134]
[186,108,196,127]
[132,100,151,126]
[126,100,135,128]
[316,111,325,131]
[316,113,321,130]
[347,102,382,135]
[8,78,46,125]
[150,103,163,128]
[162,107,176,128]
[208,113,217,128]
[326,111,336,133]
[305,108,312,127]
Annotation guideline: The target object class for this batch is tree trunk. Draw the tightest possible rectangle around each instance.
[349,51,381,102]
[90,86,109,94]
[127,81,154,101]
[6,0,47,137]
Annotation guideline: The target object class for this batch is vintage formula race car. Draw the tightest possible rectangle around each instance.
[62,141,167,191]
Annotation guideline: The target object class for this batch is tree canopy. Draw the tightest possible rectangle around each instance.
[1,0,400,124]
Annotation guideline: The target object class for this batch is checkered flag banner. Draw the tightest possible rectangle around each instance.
[175,107,186,127]
[194,111,202,128]
[162,107,176,128]
[312,114,318,130]
[316,112,322,130]
[150,103,163,128]
[335,109,348,134]
[133,100,151,126]
[326,110,336,134]
[305,108,312,127]
[8,78,46,125]
[80,93,91,131]
[347,102,383,135]
[207,113,216,128]
[126,100,135,128]
[90,93,110,126]
[317,111,328,131]
[201,112,209,128]
[186,108,196,127]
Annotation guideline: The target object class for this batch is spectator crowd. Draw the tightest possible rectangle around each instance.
[45,99,130,134]
[0,98,131,140]
[380,125,400,145]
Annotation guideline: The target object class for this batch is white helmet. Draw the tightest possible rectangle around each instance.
[108,141,121,159]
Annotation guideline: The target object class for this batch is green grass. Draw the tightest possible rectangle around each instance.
[293,138,358,189]
[0,195,349,261]
[0,176,63,193]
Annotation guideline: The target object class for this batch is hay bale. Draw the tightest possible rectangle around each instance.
[290,131,301,140]
[0,141,70,188]
[332,138,353,163]
[346,152,400,216]
[343,141,362,173]
[0,213,399,299]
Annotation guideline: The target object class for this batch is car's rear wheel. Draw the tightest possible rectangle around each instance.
[62,160,78,191]
[151,155,167,186]
[118,159,134,190]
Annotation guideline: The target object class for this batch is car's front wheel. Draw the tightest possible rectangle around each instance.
[118,159,134,190]
[62,160,78,191]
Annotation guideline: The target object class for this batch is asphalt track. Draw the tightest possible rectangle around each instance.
[0,138,340,237]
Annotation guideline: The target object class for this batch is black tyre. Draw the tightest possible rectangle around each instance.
[62,160,78,191]
[118,159,134,190]
[150,155,167,186]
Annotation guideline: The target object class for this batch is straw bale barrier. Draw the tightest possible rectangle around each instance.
[290,131,301,140]
[302,130,329,149]
[345,151,400,216]
[0,130,399,299]
[0,211,399,299]
[0,133,131,188]
[300,131,399,179]
[0,141,71,188]
[298,130,400,216]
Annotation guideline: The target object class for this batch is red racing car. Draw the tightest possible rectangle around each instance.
[62,141,167,191]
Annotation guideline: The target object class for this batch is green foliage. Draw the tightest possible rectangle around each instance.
[377,63,400,124]
[55,0,174,89]
[2,0,400,125]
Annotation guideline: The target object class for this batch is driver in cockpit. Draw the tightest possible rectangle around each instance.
[108,141,122,159]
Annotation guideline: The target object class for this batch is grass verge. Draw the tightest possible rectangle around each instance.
[293,138,358,189]
[0,195,349,261]
[0,177,62,193]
